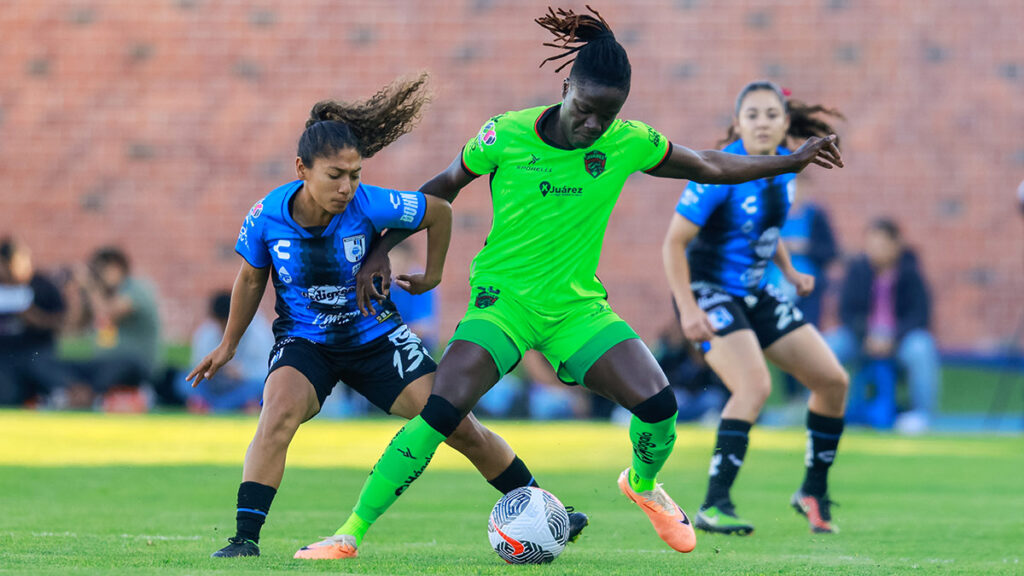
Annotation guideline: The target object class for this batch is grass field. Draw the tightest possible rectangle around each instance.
[1,411,1022,575]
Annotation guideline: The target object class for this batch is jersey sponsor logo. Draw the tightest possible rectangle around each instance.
[474,285,500,308]
[680,188,700,207]
[277,265,292,284]
[515,153,552,173]
[538,181,584,198]
[396,192,420,224]
[343,234,366,262]
[584,150,606,178]
[305,284,352,306]
[706,306,734,331]
[752,227,780,259]
[647,126,662,147]
[740,264,767,289]
[478,121,497,146]
[696,290,732,310]
[786,179,796,204]
[238,224,249,248]
[313,310,360,328]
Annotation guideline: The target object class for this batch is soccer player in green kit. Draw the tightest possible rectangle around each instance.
[296,6,843,558]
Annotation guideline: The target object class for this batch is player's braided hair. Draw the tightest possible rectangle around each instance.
[298,72,431,164]
[720,80,844,149]
[536,5,631,92]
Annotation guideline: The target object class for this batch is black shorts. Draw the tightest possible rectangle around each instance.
[692,283,806,349]
[266,324,437,413]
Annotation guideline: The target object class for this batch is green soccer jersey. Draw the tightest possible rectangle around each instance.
[461,105,671,308]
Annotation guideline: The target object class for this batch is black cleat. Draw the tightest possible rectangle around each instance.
[211,536,260,558]
[565,506,590,543]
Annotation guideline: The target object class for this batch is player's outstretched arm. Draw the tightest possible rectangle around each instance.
[355,154,475,315]
[394,195,452,295]
[662,213,716,343]
[186,260,269,387]
[649,135,842,184]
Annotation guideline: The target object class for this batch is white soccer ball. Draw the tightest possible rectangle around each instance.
[487,486,570,564]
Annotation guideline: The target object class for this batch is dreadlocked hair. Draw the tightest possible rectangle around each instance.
[299,72,431,164]
[720,80,844,149]
[536,5,631,92]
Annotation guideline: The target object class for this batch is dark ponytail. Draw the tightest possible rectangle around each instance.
[536,5,630,92]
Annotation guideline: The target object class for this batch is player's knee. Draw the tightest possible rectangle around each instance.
[629,387,677,423]
[255,403,305,447]
[447,418,488,453]
[420,394,464,438]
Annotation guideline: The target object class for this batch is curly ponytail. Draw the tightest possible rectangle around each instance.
[298,72,431,164]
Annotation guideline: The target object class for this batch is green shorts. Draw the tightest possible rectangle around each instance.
[450,284,639,385]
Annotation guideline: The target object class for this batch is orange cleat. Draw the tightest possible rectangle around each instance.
[791,490,838,534]
[618,468,697,553]
[293,534,358,559]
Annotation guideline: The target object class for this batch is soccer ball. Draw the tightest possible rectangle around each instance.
[487,486,570,564]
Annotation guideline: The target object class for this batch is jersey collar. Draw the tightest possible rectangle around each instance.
[281,181,347,238]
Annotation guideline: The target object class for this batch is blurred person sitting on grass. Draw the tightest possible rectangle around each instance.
[825,218,939,434]
[65,246,161,411]
[0,236,69,406]
[177,290,272,413]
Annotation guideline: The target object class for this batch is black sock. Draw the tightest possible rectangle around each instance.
[703,419,752,509]
[801,411,844,497]
[235,481,277,543]
[487,456,538,494]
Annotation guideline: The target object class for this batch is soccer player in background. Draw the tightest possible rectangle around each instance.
[318,7,842,557]
[662,81,849,535]
[187,74,584,558]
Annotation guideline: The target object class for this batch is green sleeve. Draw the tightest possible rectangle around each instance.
[627,120,671,173]
[461,118,502,176]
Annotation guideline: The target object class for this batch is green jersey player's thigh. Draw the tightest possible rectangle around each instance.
[540,298,639,385]
[449,285,541,377]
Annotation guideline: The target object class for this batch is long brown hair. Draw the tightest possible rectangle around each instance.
[298,72,431,163]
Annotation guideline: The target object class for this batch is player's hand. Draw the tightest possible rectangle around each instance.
[865,335,894,358]
[394,273,440,295]
[787,271,816,298]
[792,134,843,171]
[186,344,235,387]
[355,249,392,317]
[680,305,717,343]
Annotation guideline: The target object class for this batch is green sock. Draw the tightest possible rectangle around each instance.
[628,413,678,492]
[349,416,446,528]
[335,512,371,546]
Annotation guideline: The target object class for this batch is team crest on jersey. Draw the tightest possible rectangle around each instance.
[478,121,497,146]
[474,286,501,309]
[584,150,606,178]
[343,235,366,263]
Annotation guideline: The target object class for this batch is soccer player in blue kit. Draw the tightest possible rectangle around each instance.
[662,81,849,535]
[187,74,584,559]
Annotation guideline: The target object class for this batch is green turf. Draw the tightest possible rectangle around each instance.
[1,423,1022,575]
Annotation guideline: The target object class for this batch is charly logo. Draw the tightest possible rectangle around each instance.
[538,181,584,198]
[478,121,497,146]
[474,286,501,309]
[584,150,606,178]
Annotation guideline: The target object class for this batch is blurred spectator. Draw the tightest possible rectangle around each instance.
[0,237,69,405]
[826,218,939,433]
[764,178,839,400]
[177,290,272,413]
[65,247,161,409]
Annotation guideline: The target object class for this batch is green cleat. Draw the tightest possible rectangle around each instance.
[695,501,755,536]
